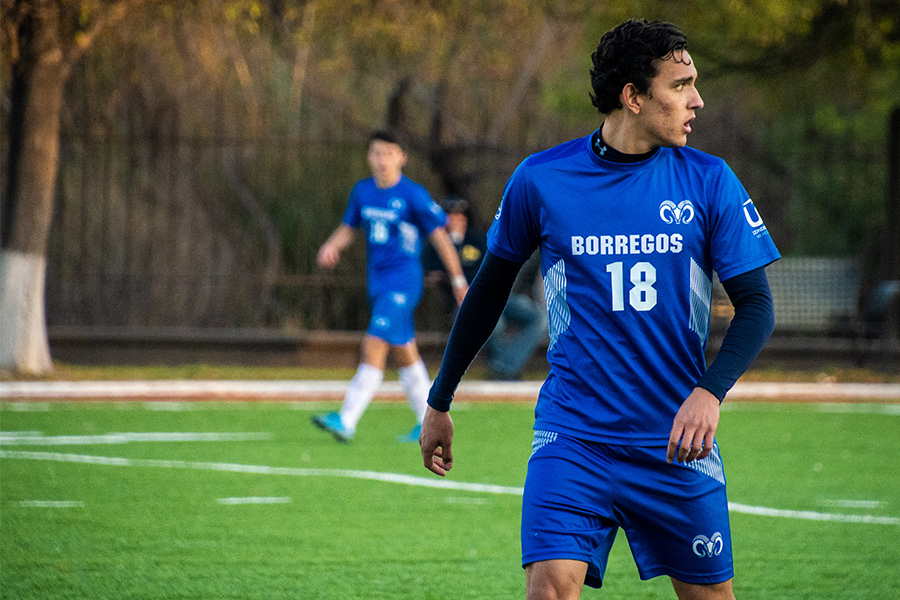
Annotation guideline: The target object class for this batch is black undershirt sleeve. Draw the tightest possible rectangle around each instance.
[695,266,776,401]
[427,251,525,411]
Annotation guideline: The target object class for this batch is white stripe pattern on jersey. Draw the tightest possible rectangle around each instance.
[543,259,571,352]
[689,258,712,343]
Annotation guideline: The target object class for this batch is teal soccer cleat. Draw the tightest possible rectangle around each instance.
[311,412,354,443]
[397,423,421,443]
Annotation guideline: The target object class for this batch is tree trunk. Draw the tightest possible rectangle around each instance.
[0,2,69,374]
[0,251,52,373]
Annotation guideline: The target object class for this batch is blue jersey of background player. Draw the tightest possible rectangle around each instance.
[343,173,446,303]
[421,20,779,600]
[313,130,467,444]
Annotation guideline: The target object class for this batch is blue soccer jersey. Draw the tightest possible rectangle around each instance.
[487,132,780,445]
[343,175,447,294]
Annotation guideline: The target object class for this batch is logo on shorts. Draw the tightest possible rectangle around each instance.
[692,532,724,558]
[391,292,408,306]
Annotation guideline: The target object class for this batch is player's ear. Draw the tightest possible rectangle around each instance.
[621,83,642,115]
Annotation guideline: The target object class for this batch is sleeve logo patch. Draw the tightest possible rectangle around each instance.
[742,198,770,238]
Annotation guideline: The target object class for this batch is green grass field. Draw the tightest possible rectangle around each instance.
[1,399,898,599]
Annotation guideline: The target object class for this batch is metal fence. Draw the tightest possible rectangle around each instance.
[768,258,861,333]
[45,111,524,332]
[41,95,896,342]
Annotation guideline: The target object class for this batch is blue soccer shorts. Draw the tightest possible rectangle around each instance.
[521,430,734,589]
[366,288,421,345]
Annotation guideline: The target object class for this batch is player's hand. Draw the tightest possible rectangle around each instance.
[317,243,340,269]
[667,387,720,464]
[452,283,468,306]
[420,405,454,476]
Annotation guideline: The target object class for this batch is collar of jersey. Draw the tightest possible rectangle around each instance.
[585,130,665,170]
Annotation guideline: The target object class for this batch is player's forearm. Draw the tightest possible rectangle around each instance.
[427,251,523,411]
[695,266,775,401]
[429,229,465,280]
[326,225,355,251]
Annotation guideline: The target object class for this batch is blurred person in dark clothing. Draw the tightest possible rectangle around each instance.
[423,196,546,380]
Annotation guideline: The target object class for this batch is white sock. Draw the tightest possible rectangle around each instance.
[339,363,384,431]
[398,359,430,424]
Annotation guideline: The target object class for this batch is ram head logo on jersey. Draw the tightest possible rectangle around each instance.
[659,200,695,225]
[691,532,724,558]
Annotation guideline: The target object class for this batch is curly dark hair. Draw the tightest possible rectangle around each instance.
[590,19,688,115]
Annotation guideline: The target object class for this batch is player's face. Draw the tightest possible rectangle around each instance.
[446,211,467,235]
[367,140,407,188]
[638,50,703,148]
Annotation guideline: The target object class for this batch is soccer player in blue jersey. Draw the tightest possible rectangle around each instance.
[420,19,780,600]
[313,130,468,443]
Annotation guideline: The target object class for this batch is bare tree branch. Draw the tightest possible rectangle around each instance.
[63,0,160,69]
[485,18,555,146]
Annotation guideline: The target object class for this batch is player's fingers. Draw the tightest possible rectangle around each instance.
[677,438,691,462]
[429,457,448,477]
[685,438,703,463]
[421,441,437,467]
[666,428,683,464]
[439,442,453,471]
[696,432,716,461]
[684,428,716,462]
[318,247,339,268]
[677,426,700,462]
[423,448,446,477]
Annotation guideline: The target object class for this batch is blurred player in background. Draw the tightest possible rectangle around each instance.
[313,130,467,443]
[420,19,780,599]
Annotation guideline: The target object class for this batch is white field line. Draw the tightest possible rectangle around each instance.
[727,502,898,525]
[3,402,51,411]
[818,499,884,509]
[2,380,900,400]
[719,403,900,415]
[0,449,524,495]
[217,496,291,505]
[0,432,272,446]
[18,500,84,508]
[1,449,896,525]
[816,403,900,414]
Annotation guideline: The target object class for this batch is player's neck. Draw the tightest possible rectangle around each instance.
[592,122,658,163]
[374,172,403,189]
[598,115,658,156]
